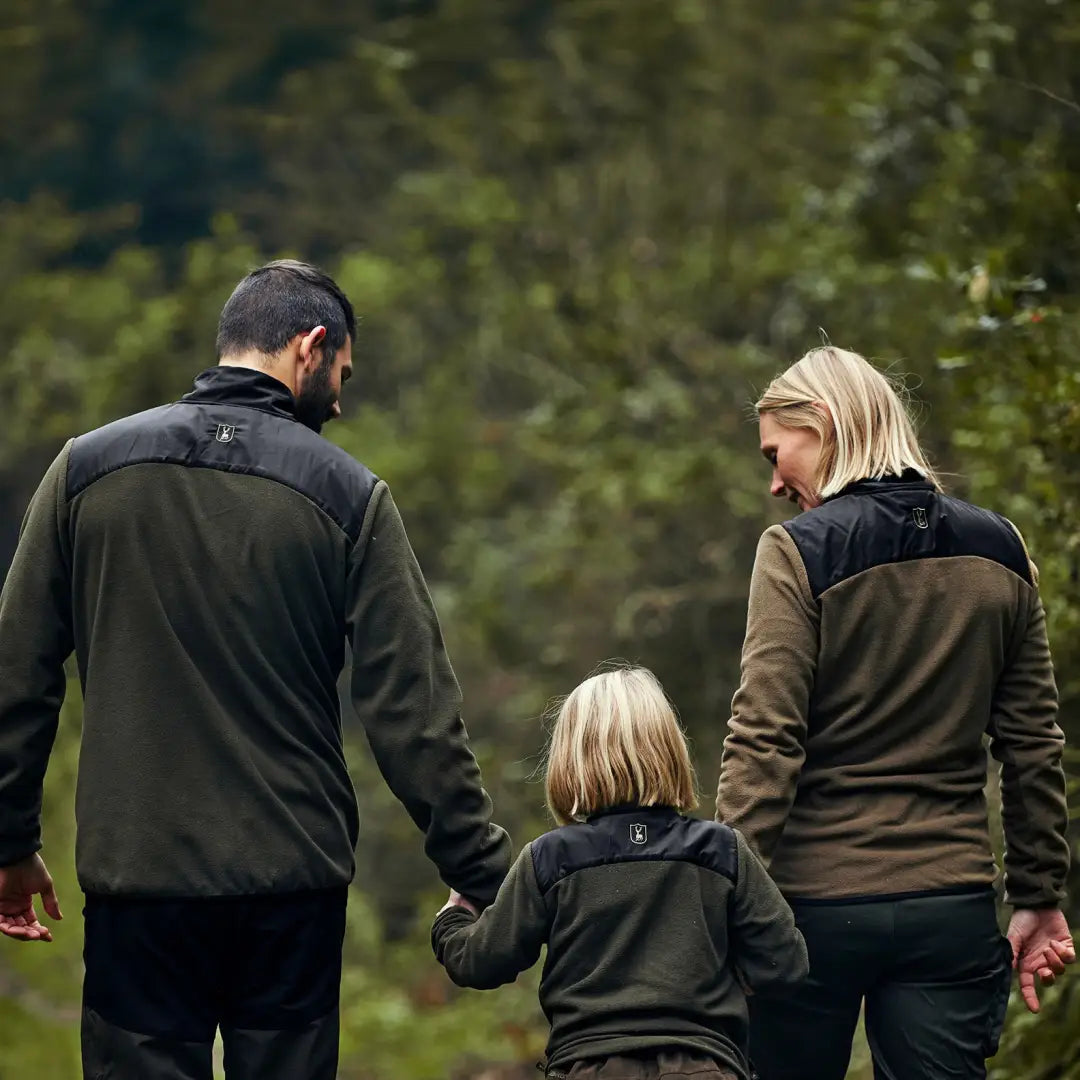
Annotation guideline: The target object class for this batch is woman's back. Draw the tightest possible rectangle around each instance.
[723,473,1059,901]
[717,344,1072,1080]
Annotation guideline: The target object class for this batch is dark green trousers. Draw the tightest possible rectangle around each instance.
[554,1053,739,1079]
[748,889,1012,1080]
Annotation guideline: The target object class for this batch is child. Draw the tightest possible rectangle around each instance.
[431,666,808,1080]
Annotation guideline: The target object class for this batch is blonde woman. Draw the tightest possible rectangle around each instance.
[433,666,808,1080]
[716,346,1075,1080]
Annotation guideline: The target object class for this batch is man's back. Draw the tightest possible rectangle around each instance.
[65,366,375,895]
[0,260,511,1080]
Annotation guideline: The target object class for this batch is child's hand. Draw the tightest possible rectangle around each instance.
[437,889,479,917]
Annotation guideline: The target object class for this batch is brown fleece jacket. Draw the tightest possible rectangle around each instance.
[716,476,1069,908]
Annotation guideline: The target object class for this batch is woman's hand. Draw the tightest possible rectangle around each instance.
[1006,907,1076,1013]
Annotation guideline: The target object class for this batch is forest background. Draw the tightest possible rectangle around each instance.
[0,1,1078,1077]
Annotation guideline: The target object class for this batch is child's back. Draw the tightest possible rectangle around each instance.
[433,805,806,1078]
[431,666,807,1079]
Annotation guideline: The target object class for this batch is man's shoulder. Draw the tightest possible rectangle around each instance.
[281,427,380,541]
[291,423,378,484]
[68,404,185,498]
[68,402,379,542]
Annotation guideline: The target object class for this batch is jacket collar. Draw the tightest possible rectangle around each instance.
[181,366,297,420]
[824,468,934,503]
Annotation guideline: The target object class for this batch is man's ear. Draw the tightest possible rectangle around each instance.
[297,326,327,371]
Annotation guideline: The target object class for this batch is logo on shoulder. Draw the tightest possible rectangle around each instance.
[630,823,647,845]
[215,423,236,444]
[912,507,929,529]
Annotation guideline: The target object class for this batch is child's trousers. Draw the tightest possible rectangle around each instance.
[551,1053,740,1080]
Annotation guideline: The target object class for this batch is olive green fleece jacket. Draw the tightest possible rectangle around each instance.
[716,478,1069,908]
[432,807,808,1077]
[0,367,511,899]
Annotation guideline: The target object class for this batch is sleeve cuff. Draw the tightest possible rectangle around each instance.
[430,905,478,956]
[0,837,41,868]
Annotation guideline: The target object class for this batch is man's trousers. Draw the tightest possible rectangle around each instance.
[81,887,348,1080]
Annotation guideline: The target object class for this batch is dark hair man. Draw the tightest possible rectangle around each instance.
[0,259,511,1079]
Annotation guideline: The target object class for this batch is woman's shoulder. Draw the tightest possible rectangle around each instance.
[770,486,1032,597]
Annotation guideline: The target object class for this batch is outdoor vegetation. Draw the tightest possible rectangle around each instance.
[0,1,1077,1077]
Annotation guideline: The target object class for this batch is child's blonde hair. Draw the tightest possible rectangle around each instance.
[757,345,942,499]
[544,666,698,825]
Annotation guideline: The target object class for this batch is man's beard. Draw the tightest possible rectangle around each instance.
[295,351,338,433]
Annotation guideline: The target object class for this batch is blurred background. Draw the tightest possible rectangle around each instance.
[1,1,1078,1077]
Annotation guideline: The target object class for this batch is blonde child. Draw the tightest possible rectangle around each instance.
[431,666,807,1080]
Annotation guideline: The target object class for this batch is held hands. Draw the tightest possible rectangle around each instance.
[437,889,479,918]
[1006,907,1076,1013]
[0,853,63,943]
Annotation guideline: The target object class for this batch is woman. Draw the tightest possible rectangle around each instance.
[715,346,1075,1080]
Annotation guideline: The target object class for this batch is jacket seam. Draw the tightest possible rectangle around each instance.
[69,458,362,542]
[774,524,817,608]
[815,552,1036,600]
[522,843,551,918]
[536,852,736,896]
[58,439,75,507]
[347,479,387,559]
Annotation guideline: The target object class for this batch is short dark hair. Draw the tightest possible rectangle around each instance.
[215,259,356,359]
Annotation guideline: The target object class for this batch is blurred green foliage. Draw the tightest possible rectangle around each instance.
[0,1,1077,1077]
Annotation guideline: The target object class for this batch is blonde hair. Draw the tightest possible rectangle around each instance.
[756,346,942,500]
[544,666,698,826]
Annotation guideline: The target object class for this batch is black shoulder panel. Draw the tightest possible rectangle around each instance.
[783,483,1032,599]
[67,402,378,543]
[530,811,738,894]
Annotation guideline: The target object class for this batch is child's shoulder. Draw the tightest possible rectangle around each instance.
[667,816,742,879]
[527,814,741,892]
[526,820,592,862]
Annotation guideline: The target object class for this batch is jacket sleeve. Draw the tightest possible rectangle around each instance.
[727,828,808,991]
[0,443,74,865]
[715,525,819,862]
[346,481,512,907]
[431,842,549,989]
[987,536,1069,908]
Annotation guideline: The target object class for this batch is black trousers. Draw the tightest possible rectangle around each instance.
[748,889,1012,1080]
[81,888,348,1080]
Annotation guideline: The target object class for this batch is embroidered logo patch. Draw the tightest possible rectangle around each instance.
[215,423,236,444]
[630,823,647,845]
[912,507,929,529]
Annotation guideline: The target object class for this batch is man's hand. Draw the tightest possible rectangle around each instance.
[436,889,480,918]
[0,854,62,942]
[1006,907,1076,1013]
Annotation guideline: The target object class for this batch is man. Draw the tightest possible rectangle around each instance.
[0,260,511,1079]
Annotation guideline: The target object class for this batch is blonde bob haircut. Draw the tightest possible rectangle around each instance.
[544,666,698,826]
[757,346,942,500]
